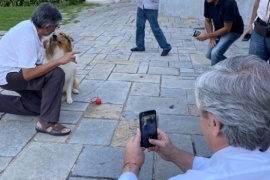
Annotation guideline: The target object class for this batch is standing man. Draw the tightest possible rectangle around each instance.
[0,3,79,136]
[243,0,270,61]
[131,0,172,56]
[196,0,244,66]
[118,55,270,179]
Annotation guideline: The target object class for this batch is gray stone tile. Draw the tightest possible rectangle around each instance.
[138,152,154,180]
[162,75,196,89]
[186,89,196,104]
[0,142,82,180]
[160,88,185,98]
[109,73,160,83]
[105,54,130,61]
[72,79,104,103]
[86,63,115,80]
[169,61,193,69]
[148,66,179,75]
[158,114,201,134]
[149,60,168,67]
[1,114,37,122]
[130,82,159,96]
[138,62,149,74]
[61,102,89,111]
[125,96,188,115]
[73,79,131,104]
[69,118,118,145]
[0,120,36,156]
[72,146,124,179]
[59,110,83,124]
[113,64,138,73]
[0,157,12,173]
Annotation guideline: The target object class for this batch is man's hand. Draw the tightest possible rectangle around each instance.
[58,51,80,65]
[122,128,145,176]
[196,31,209,41]
[243,26,252,38]
[209,38,218,48]
[148,128,177,162]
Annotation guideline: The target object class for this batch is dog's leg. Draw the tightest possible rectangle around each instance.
[73,76,79,94]
[66,78,73,104]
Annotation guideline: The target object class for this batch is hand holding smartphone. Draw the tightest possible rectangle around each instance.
[139,110,158,148]
[192,30,201,37]
[242,33,251,41]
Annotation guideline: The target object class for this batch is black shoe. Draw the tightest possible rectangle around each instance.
[161,48,171,56]
[131,47,145,52]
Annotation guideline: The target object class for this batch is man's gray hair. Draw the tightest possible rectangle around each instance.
[195,55,270,151]
[31,2,62,29]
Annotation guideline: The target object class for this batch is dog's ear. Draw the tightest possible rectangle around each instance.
[69,36,74,42]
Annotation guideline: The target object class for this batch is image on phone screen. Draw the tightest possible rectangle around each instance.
[139,110,157,148]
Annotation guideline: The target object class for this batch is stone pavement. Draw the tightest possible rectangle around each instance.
[0,1,249,180]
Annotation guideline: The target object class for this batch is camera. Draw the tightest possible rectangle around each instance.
[192,30,201,37]
[139,110,158,148]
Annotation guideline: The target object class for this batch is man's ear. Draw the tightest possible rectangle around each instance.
[209,113,222,137]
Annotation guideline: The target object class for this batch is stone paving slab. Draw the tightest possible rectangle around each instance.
[0,120,36,156]
[69,118,118,145]
[0,157,11,174]
[0,142,82,180]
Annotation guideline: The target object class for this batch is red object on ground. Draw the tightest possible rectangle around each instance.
[95,98,101,105]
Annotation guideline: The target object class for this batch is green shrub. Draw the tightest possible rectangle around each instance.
[0,0,85,7]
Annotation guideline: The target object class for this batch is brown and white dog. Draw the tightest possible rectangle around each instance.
[45,31,79,104]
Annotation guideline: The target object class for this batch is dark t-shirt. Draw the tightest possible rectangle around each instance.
[204,0,244,34]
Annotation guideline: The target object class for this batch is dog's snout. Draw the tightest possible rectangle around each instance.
[52,34,57,41]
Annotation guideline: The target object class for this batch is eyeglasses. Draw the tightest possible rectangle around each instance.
[54,24,60,29]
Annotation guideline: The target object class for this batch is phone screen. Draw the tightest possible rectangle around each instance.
[139,110,157,148]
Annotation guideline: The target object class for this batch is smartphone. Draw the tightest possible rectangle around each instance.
[139,110,158,148]
[192,30,201,37]
[242,33,251,41]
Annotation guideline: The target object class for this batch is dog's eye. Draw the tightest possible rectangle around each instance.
[60,33,63,35]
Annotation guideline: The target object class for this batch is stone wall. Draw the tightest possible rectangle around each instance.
[159,0,253,26]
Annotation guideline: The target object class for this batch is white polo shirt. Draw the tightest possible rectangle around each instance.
[118,146,270,180]
[0,20,44,85]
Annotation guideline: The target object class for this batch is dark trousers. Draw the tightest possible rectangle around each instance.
[0,67,65,123]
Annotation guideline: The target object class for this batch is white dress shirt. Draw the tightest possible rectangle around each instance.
[118,146,270,180]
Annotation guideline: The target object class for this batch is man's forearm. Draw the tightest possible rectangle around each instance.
[249,0,259,26]
[205,19,213,34]
[170,147,194,172]
[22,59,61,81]
[121,162,141,176]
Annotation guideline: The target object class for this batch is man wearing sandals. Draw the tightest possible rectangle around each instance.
[0,3,80,136]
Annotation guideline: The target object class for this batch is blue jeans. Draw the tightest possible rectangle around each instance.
[206,32,241,66]
[136,7,171,50]
[249,30,270,61]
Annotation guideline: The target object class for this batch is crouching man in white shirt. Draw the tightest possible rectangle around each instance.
[118,55,270,180]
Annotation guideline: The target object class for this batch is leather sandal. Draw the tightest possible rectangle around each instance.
[35,120,71,136]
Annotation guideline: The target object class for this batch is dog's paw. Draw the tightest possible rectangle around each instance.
[72,89,79,94]
[66,98,73,104]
